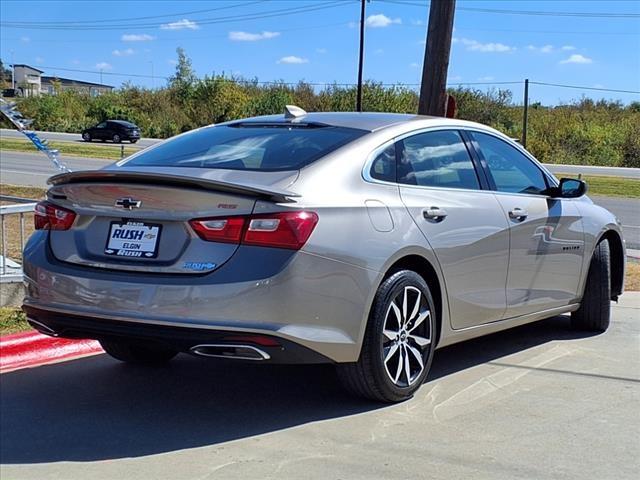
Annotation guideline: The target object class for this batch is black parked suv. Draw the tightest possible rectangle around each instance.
[82,120,141,143]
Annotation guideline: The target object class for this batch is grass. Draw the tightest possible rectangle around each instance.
[0,137,139,160]
[556,173,640,199]
[626,261,640,292]
[0,307,29,335]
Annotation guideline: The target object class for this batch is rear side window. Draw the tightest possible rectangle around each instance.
[123,124,367,171]
[471,132,548,194]
[397,130,480,190]
[370,143,396,182]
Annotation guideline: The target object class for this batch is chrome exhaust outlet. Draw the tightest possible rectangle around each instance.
[190,344,271,361]
[26,318,60,337]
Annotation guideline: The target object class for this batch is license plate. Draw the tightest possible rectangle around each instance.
[105,221,161,258]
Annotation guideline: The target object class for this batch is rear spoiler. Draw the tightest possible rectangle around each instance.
[48,170,300,203]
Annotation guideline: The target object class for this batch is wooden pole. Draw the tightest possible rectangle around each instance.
[356,0,366,112]
[418,0,456,116]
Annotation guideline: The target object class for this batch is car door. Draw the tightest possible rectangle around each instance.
[396,129,511,329]
[94,121,108,140]
[468,130,585,318]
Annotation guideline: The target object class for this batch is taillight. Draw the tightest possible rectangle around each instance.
[243,212,318,250]
[34,201,76,230]
[190,211,318,250]
[189,217,245,243]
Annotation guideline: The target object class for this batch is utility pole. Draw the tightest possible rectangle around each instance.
[356,0,366,112]
[418,0,456,116]
[522,78,529,147]
[149,60,155,89]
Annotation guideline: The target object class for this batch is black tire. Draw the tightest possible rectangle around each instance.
[99,339,178,364]
[130,139,138,144]
[571,239,611,332]
[112,134,121,143]
[82,132,91,142]
[337,270,436,403]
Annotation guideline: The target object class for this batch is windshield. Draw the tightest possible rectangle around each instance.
[121,124,366,171]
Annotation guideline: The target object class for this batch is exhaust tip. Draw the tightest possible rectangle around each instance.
[190,344,270,361]
[26,318,60,337]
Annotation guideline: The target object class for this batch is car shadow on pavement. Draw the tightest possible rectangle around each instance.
[0,314,597,464]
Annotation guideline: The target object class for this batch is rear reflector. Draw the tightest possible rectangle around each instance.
[190,211,318,250]
[34,201,76,230]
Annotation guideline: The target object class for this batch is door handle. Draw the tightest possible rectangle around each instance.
[423,207,448,221]
[509,208,528,221]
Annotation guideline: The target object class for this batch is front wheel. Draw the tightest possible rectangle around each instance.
[100,339,178,364]
[130,139,138,144]
[337,270,436,403]
[572,239,611,332]
[112,133,121,143]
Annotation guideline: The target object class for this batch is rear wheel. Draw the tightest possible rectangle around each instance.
[112,133,121,143]
[100,339,178,364]
[82,132,91,142]
[337,270,436,403]
[572,239,611,332]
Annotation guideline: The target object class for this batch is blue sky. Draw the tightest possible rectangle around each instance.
[1,0,639,105]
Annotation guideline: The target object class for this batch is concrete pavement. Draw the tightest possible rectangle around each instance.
[1,293,638,479]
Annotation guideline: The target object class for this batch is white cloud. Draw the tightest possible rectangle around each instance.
[20,36,30,43]
[374,48,384,55]
[409,62,420,68]
[160,19,199,30]
[95,62,112,70]
[365,14,401,28]
[167,59,178,66]
[561,45,576,51]
[527,44,554,53]
[316,48,327,54]
[449,75,463,82]
[277,56,309,64]
[35,56,44,64]
[122,33,155,42]
[478,76,495,81]
[411,19,424,26]
[229,31,280,41]
[112,48,135,57]
[456,37,515,53]
[560,54,593,64]
[70,59,81,65]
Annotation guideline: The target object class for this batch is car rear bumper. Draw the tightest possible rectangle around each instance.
[23,231,380,363]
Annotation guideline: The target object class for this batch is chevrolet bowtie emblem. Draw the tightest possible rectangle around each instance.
[115,197,142,210]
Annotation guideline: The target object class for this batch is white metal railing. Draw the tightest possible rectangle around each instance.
[0,202,37,282]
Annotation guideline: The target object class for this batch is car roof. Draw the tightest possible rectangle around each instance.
[229,112,440,132]
[109,120,136,126]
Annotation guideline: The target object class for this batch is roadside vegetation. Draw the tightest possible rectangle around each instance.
[0,138,138,160]
[0,307,28,335]
[1,48,638,168]
[555,174,639,199]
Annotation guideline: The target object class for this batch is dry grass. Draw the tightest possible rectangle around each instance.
[626,261,640,292]
[1,184,45,262]
[0,307,29,335]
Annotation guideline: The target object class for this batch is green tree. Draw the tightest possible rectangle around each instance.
[168,47,197,104]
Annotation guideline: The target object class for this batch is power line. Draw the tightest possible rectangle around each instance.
[1,1,355,30]
[529,81,640,95]
[0,1,267,26]
[381,0,640,18]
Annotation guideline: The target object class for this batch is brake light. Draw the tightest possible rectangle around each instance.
[34,201,76,230]
[189,217,245,243]
[190,211,318,250]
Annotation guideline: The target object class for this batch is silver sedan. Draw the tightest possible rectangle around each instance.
[23,108,625,402]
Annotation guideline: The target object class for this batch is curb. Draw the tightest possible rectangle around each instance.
[0,330,103,373]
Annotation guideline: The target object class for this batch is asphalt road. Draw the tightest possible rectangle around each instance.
[2,149,637,248]
[1,127,159,148]
[1,294,638,480]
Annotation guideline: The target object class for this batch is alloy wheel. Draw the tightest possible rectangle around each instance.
[382,286,432,387]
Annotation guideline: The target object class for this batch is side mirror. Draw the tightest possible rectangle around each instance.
[547,178,587,198]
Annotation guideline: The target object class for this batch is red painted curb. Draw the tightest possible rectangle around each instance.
[0,330,103,373]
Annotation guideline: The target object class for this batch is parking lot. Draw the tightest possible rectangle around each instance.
[1,294,638,480]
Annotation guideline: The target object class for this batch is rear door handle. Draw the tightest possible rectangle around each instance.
[423,207,448,221]
[509,208,528,221]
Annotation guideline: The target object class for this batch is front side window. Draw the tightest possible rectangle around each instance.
[96,122,107,129]
[397,130,480,190]
[123,124,366,171]
[471,132,548,195]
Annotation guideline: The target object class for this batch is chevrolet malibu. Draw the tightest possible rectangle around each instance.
[23,108,625,402]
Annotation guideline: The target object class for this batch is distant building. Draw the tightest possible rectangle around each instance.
[11,64,114,97]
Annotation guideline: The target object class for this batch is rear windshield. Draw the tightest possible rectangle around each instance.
[112,120,137,128]
[122,124,367,171]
